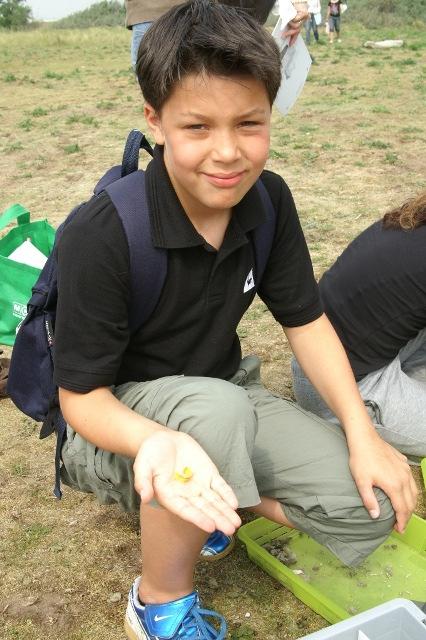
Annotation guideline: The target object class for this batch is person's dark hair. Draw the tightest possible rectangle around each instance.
[219,0,276,25]
[382,191,426,230]
[136,0,281,111]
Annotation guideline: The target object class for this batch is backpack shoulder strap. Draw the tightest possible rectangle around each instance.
[253,178,277,285]
[104,171,167,332]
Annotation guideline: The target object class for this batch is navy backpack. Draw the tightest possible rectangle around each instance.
[7,130,277,497]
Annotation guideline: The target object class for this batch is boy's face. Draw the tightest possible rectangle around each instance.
[145,73,271,220]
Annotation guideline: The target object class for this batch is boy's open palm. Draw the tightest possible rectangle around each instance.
[133,431,241,535]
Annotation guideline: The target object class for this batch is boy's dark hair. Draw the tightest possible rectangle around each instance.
[219,0,276,25]
[136,0,281,111]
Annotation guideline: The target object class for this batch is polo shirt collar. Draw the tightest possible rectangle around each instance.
[145,145,267,250]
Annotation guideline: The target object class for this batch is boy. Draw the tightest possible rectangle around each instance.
[55,2,416,638]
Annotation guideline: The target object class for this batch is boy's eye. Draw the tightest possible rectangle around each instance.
[239,120,261,128]
[185,124,207,130]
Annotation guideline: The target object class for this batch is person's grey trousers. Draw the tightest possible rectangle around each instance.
[292,328,426,460]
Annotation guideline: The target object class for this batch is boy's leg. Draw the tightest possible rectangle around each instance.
[139,504,207,603]
[233,356,395,567]
[61,374,261,512]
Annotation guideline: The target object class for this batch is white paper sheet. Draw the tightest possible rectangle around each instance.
[358,631,371,640]
[277,0,297,25]
[8,239,47,269]
[272,18,312,116]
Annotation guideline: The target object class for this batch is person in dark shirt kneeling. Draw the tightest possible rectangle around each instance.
[293,191,426,460]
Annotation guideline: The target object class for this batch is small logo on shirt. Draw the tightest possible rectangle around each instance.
[243,268,255,293]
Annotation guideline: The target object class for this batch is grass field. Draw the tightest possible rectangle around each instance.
[1,21,426,640]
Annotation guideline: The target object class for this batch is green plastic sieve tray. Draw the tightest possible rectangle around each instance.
[238,514,426,624]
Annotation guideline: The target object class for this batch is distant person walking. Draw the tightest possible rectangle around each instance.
[305,0,321,44]
[327,0,342,43]
[126,0,307,69]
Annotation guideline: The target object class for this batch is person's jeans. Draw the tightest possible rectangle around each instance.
[305,13,319,44]
[130,21,153,69]
[328,15,340,33]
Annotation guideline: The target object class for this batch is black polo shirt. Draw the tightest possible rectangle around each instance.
[54,147,322,392]
[320,220,426,381]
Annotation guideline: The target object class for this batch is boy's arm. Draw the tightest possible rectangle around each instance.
[284,314,418,533]
[59,386,240,534]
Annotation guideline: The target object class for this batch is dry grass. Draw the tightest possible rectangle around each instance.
[0,23,425,640]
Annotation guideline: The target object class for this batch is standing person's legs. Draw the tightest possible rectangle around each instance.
[305,18,311,44]
[335,16,341,41]
[328,17,335,43]
[233,356,395,567]
[312,13,319,42]
[130,21,152,69]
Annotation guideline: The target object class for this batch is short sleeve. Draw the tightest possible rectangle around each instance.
[257,172,323,327]
[54,192,131,392]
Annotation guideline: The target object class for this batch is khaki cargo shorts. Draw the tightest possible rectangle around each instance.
[61,355,395,566]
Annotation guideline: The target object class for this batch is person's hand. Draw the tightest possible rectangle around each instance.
[283,10,308,46]
[133,430,241,535]
[348,431,418,534]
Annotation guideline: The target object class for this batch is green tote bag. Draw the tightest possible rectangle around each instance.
[0,204,55,346]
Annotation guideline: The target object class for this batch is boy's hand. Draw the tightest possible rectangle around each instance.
[348,431,418,534]
[133,431,241,535]
[283,10,308,46]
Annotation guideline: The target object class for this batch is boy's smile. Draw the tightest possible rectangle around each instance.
[145,73,271,227]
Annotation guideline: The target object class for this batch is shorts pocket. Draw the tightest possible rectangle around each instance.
[87,444,117,492]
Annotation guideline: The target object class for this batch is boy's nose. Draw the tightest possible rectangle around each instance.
[211,131,242,163]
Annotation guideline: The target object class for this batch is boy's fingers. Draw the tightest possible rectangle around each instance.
[393,483,415,533]
[357,483,381,520]
[134,470,154,504]
[166,494,216,533]
[210,475,239,510]
[201,488,241,529]
[188,494,238,536]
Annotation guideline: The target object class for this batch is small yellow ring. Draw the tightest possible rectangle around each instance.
[174,466,193,483]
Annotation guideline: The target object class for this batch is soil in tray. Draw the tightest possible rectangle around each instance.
[262,531,426,616]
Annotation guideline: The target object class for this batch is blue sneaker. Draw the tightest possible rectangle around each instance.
[199,531,234,562]
[125,577,227,640]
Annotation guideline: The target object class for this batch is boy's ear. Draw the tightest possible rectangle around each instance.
[144,103,165,145]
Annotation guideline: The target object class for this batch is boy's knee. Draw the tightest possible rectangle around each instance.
[283,487,395,567]
[174,379,257,467]
[175,378,254,426]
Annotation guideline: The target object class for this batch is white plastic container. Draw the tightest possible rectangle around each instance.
[299,599,426,640]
